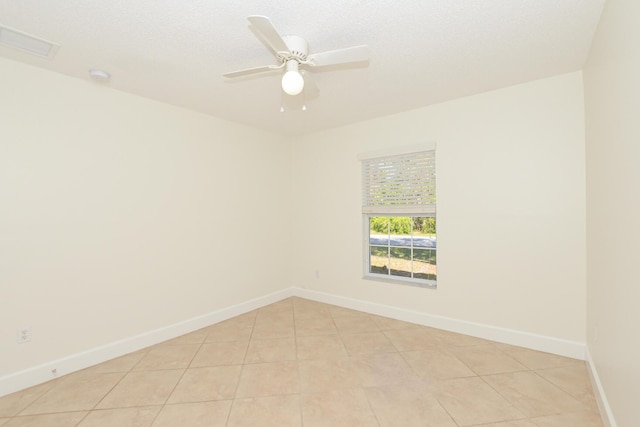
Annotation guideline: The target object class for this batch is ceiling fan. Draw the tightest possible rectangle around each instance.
[223,16,370,97]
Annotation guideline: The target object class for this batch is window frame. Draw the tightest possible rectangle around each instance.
[363,213,437,288]
[359,144,437,288]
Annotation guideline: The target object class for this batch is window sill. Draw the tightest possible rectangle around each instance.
[362,273,437,289]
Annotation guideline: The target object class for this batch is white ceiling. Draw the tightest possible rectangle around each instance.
[0,0,606,136]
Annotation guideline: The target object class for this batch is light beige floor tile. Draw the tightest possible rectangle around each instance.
[471,421,537,427]
[227,395,301,427]
[190,341,248,367]
[158,329,208,346]
[365,383,456,427]
[535,364,598,407]
[204,323,253,343]
[351,352,418,387]
[370,315,421,331]
[78,406,160,427]
[299,358,362,393]
[301,388,379,427]
[4,412,87,427]
[494,343,582,370]
[327,306,370,319]
[294,317,338,336]
[235,361,299,398]
[402,349,476,380]
[219,311,258,328]
[238,310,259,321]
[482,371,587,417]
[294,312,333,323]
[152,401,231,427]
[436,377,524,426]
[258,299,293,314]
[430,329,493,347]
[256,307,294,320]
[1,299,605,427]
[96,370,183,409]
[81,350,148,374]
[333,316,380,334]
[340,332,397,356]
[256,310,294,324]
[292,298,332,313]
[167,366,241,403]
[133,344,200,370]
[293,303,332,321]
[244,337,296,363]
[0,382,55,417]
[20,372,125,415]
[251,320,295,340]
[296,335,348,360]
[447,345,528,375]
[529,411,604,427]
[383,327,440,351]
[292,296,329,306]
[220,312,258,326]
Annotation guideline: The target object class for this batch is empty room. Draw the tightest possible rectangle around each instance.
[0,0,638,426]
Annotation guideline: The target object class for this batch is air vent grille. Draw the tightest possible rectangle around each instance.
[0,26,59,59]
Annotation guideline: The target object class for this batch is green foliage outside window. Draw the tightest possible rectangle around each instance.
[369,216,435,235]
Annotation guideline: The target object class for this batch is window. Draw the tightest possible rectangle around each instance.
[368,216,436,282]
[361,149,436,287]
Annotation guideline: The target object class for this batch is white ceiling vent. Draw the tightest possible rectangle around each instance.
[0,25,59,59]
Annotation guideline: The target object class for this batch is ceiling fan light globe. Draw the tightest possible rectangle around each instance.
[282,70,304,96]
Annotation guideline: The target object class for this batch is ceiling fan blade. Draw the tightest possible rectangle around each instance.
[247,15,290,55]
[307,45,370,67]
[223,64,279,78]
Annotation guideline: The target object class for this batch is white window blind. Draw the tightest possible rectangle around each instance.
[362,150,435,214]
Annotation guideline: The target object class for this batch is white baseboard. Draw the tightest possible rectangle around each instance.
[2,286,588,398]
[585,348,617,427]
[293,287,586,360]
[0,288,293,398]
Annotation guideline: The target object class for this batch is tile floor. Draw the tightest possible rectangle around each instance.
[0,297,604,426]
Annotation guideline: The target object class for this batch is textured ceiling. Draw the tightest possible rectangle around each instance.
[0,0,606,136]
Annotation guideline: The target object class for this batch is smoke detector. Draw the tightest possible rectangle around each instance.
[89,69,111,82]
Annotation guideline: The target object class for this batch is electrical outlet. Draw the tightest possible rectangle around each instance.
[17,327,31,343]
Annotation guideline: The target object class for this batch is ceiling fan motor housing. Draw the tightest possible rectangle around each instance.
[280,35,308,61]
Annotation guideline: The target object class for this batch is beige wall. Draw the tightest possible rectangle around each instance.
[292,72,587,342]
[0,57,291,376]
[0,56,593,397]
[583,0,640,424]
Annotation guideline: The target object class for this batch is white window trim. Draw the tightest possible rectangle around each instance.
[362,214,437,289]
[360,144,437,288]
[357,142,436,161]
